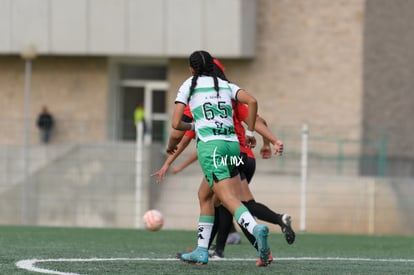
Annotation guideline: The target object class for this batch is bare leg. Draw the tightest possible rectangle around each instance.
[198,177,214,216]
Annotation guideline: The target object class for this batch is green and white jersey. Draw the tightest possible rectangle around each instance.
[175,76,240,142]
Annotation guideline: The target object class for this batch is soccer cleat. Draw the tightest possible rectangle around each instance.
[209,249,224,259]
[179,247,209,265]
[253,225,270,264]
[256,257,267,267]
[281,214,295,245]
[256,252,273,267]
[267,251,274,264]
[226,232,242,244]
[208,244,216,257]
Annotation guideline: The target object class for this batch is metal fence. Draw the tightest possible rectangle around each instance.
[268,124,388,177]
[0,123,412,235]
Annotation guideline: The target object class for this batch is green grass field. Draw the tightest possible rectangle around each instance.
[1,225,413,274]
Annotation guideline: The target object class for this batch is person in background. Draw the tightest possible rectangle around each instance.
[134,102,147,136]
[36,106,54,144]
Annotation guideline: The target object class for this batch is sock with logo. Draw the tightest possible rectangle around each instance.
[234,205,258,235]
[198,215,215,249]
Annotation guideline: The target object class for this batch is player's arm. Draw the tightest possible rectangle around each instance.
[152,134,193,183]
[236,89,257,148]
[172,151,198,174]
[167,103,193,154]
[253,115,283,157]
[166,129,186,155]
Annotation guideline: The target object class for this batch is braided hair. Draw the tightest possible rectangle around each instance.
[189,50,219,96]
[213,58,230,82]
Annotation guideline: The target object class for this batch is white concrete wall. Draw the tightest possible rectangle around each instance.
[0,0,256,57]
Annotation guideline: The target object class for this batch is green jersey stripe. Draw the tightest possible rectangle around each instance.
[191,86,232,96]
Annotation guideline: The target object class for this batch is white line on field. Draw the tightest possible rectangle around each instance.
[16,257,414,275]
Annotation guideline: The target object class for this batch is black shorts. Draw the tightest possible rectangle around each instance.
[237,152,256,183]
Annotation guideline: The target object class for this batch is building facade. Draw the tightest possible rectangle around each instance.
[1,0,414,173]
[1,0,414,232]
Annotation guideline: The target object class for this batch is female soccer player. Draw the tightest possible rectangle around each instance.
[167,50,270,265]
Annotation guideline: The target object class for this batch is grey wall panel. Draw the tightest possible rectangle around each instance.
[0,0,256,58]
[89,0,126,54]
[11,0,49,53]
[50,0,87,53]
[240,0,256,57]
[166,0,202,56]
[0,0,11,52]
[204,0,240,57]
[127,0,164,55]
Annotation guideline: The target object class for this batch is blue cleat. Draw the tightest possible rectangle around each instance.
[179,247,208,265]
[253,225,270,264]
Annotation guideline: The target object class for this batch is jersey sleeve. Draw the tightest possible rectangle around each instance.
[183,105,193,119]
[183,105,195,138]
[228,82,241,100]
[175,77,192,105]
[235,102,249,122]
[185,130,196,139]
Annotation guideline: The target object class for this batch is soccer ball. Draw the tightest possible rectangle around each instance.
[143,209,164,231]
